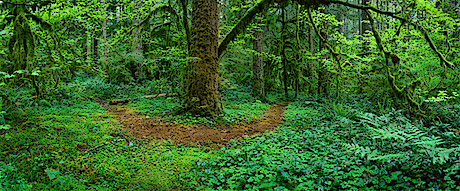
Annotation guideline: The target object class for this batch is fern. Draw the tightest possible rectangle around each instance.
[436,147,460,164]
[346,110,460,165]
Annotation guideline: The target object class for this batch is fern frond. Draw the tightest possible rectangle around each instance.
[435,147,459,164]
[414,136,445,148]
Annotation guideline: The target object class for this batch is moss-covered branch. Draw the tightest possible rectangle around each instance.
[218,0,273,57]
[328,0,454,69]
[416,26,454,68]
[366,10,424,113]
[126,5,177,36]
[328,0,403,19]
[306,7,342,71]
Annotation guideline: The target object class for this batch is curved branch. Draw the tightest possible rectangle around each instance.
[328,0,404,20]
[416,25,454,68]
[329,0,454,68]
[218,0,273,58]
[2,1,34,6]
[306,7,341,70]
[2,0,52,7]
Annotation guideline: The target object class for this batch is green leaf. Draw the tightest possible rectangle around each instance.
[31,70,41,76]
[44,169,60,180]
[0,29,8,35]
[0,125,11,130]
[14,70,26,74]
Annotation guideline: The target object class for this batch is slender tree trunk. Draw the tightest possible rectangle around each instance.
[131,0,142,79]
[295,5,301,98]
[93,33,98,61]
[309,25,314,94]
[281,7,289,99]
[132,0,143,52]
[317,8,330,96]
[133,0,143,52]
[252,13,265,100]
[82,28,87,61]
[179,0,191,53]
[361,0,371,49]
[102,0,108,65]
[184,0,221,116]
[102,21,107,63]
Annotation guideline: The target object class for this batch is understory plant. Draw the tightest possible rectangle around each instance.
[193,96,460,190]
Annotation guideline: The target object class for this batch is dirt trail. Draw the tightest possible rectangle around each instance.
[102,102,287,148]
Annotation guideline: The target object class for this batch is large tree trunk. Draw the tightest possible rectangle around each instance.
[252,13,265,100]
[184,0,221,116]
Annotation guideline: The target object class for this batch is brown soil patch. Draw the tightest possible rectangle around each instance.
[101,102,286,148]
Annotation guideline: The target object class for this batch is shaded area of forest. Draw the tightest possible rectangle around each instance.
[1,0,460,190]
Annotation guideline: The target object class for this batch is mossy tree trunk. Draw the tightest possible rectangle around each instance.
[308,25,314,94]
[184,0,221,116]
[252,13,265,101]
[317,9,329,96]
[360,0,371,50]
[102,0,108,66]
[281,6,289,99]
[131,0,143,80]
[179,0,191,53]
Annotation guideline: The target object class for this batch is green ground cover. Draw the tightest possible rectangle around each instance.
[1,77,460,190]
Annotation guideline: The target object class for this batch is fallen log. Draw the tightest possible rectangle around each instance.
[109,93,176,105]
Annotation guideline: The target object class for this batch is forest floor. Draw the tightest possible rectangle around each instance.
[102,102,287,149]
[2,78,459,190]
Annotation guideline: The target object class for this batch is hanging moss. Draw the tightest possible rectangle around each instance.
[8,5,35,71]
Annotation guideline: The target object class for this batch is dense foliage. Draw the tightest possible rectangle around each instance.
[1,0,459,190]
[194,96,460,190]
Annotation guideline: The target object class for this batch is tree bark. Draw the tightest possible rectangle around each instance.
[317,9,329,96]
[360,0,371,50]
[132,0,143,53]
[179,0,191,53]
[82,28,87,61]
[131,0,143,79]
[93,33,98,61]
[102,0,108,65]
[281,6,289,99]
[308,25,314,94]
[252,13,265,100]
[184,0,221,116]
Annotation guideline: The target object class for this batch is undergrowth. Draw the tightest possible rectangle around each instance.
[0,77,209,190]
[193,95,460,190]
[2,76,460,190]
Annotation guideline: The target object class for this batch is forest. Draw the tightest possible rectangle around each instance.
[0,0,460,190]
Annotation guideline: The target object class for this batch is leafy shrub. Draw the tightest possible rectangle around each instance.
[0,162,32,190]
